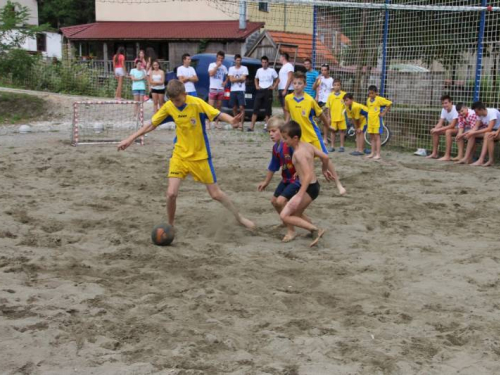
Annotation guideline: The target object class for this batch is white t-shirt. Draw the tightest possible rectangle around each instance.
[177,66,197,93]
[228,65,249,92]
[440,106,459,123]
[208,62,228,90]
[479,108,500,130]
[255,67,278,89]
[317,76,333,103]
[278,62,294,90]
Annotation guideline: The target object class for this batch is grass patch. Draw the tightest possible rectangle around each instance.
[0,92,48,125]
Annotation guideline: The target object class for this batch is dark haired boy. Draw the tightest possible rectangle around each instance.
[279,120,345,247]
[453,103,478,161]
[428,95,459,160]
[208,51,228,129]
[304,58,319,98]
[344,93,369,156]
[325,78,347,152]
[366,85,392,160]
[117,79,254,231]
[228,54,248,130]
[250,55,278,131]
[177,53,198,97]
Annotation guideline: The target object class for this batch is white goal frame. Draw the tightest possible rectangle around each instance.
[71,100,144,146]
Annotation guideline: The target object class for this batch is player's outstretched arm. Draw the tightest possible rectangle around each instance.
[258,170,274,191]
[218,112,243,128]
[313,147,347,195]
[117,121,155,151]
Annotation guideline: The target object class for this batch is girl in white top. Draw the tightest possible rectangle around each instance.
[148,60,165,113]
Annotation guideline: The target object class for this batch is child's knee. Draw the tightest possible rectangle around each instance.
[276,196,288,208]
[166,189,178,201]
[271,196,279,207]
[280,211,289,222]
[209,188,223,202]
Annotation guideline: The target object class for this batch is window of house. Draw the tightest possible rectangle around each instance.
[36,34,46,53]
[258,2,268,12]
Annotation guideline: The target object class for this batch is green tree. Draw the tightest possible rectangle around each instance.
[0,0,47,54]
[37,0,95,29]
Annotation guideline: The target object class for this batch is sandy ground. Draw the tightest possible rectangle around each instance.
[1,91,500,374]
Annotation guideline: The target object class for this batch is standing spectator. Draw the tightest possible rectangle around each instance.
[148,60,165,113]
[277,52,294,111]
[313,64,333,107]
[228,54,249,130]
[304,58,319,99]
[129,60,147,117]
[145,47,157,73]
[113,47,126,100]
[208,51,228,129]
[134,50,149,102]
[250,55,278,131]
[177,53,199,97]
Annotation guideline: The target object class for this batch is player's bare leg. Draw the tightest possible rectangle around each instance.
[208,98,216,130]
[323,124,329,146]
[452,138,465,161]
[457,135,480,164]
[215,100,223,129]
[483,134,500,166]
[471,134,490,166]
[438,129,457,161]
[239,105,245,129]
[427,131,442,159]
[340,131,345,149]
[206,183,255,229]
[166,178,182,226]
[373,135,382,160]
[365,134,375,158]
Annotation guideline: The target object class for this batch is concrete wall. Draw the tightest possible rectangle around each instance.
[96,1,233,22]
[248,3,312,34]
[0,0,38,25]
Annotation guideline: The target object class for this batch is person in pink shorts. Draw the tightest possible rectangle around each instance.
[208,51,228,129]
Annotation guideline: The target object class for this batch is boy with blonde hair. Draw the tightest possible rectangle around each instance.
[118,79,254,231]
[325,78,347,152]
[258,116,302,242]
[366,85,392,160]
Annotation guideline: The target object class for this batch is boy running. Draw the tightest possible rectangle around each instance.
[208,51,228,129]
[284,72,329,153]
[117,79,255,231]
[453,103,478,161]
[366,85,392,160]
[325,79,347,152]
[343,93,369,156]
[257,116,302,242]
[279,120,343,247]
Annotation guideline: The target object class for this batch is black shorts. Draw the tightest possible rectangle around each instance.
[274,181,301,200]
[151,88,165,94]
[306,181,320,201]
[278,89,294,108]
[318,101,326,108]
[253,89,272,116]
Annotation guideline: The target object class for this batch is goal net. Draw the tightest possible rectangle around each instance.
[71,101,144,146]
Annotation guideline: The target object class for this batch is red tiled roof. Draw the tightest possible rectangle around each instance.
[267,31,338,66]
[61,21,264,41]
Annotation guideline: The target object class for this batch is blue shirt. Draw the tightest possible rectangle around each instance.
[130,68,146,91]
[305,69,319,98]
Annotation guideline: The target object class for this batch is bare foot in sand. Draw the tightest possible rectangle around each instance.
[373,155,381,161]
[438,156,451,161]
[455,158,467,165]
[310,228,325,247]
[451,156,462,161]
[471,160,484,166]
[482,160,493,167]
[282,232,297,243]
[338,185,347,195]
[365,154,374,160]
[238,215,256,230]
[426,154,438,159]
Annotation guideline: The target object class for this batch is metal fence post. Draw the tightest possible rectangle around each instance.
[312,5,317,68]
[380,0,390,96]
[473,0,487,102]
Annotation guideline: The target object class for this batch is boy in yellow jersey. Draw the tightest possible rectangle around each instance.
[117,79,255,231]
[343,93,369,156]
[325,78,347,152]
[284,71,329,153]
[366,85,392,160]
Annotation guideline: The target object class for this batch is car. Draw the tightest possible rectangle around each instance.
[168,53,269,120]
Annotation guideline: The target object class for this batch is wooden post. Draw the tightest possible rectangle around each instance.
[103,42,109,72]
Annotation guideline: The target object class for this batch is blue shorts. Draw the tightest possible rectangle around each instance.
[187,91,197,97]
[274,181,301,200]
[132,90,146,96]
[229,91,245,107]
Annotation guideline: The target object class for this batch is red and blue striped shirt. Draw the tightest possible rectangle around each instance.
[268,141,297,184]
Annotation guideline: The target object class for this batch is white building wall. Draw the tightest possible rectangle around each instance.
[0,0,38,25]
[19,31,62,59]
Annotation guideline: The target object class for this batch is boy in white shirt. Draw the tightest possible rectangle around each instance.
[176,53,198,97]
[208,51,228,129]
[228,54,249,130]
[250,55,278,131]
[313,64,333,144]
[427,95,459,160]
[277,53,294,111]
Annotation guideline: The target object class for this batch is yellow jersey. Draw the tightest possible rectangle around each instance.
[346,101,369,128]
[285,93,325,147]
[366,95,392,126]
[152,96,220,161]
[325,91,347,122]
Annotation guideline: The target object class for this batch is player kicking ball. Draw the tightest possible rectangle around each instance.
[279,120,341,247]
[117,79,255,231]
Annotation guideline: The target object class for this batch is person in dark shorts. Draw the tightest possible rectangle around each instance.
[258,117,302,242]
[279,120,346,247]
[250,56,278,131]
[228,54,248,130]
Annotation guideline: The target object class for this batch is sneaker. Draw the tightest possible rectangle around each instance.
[339,147,345,152]
[350,151,364,156]
[246,128,254,132]
[329,147,335,152]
